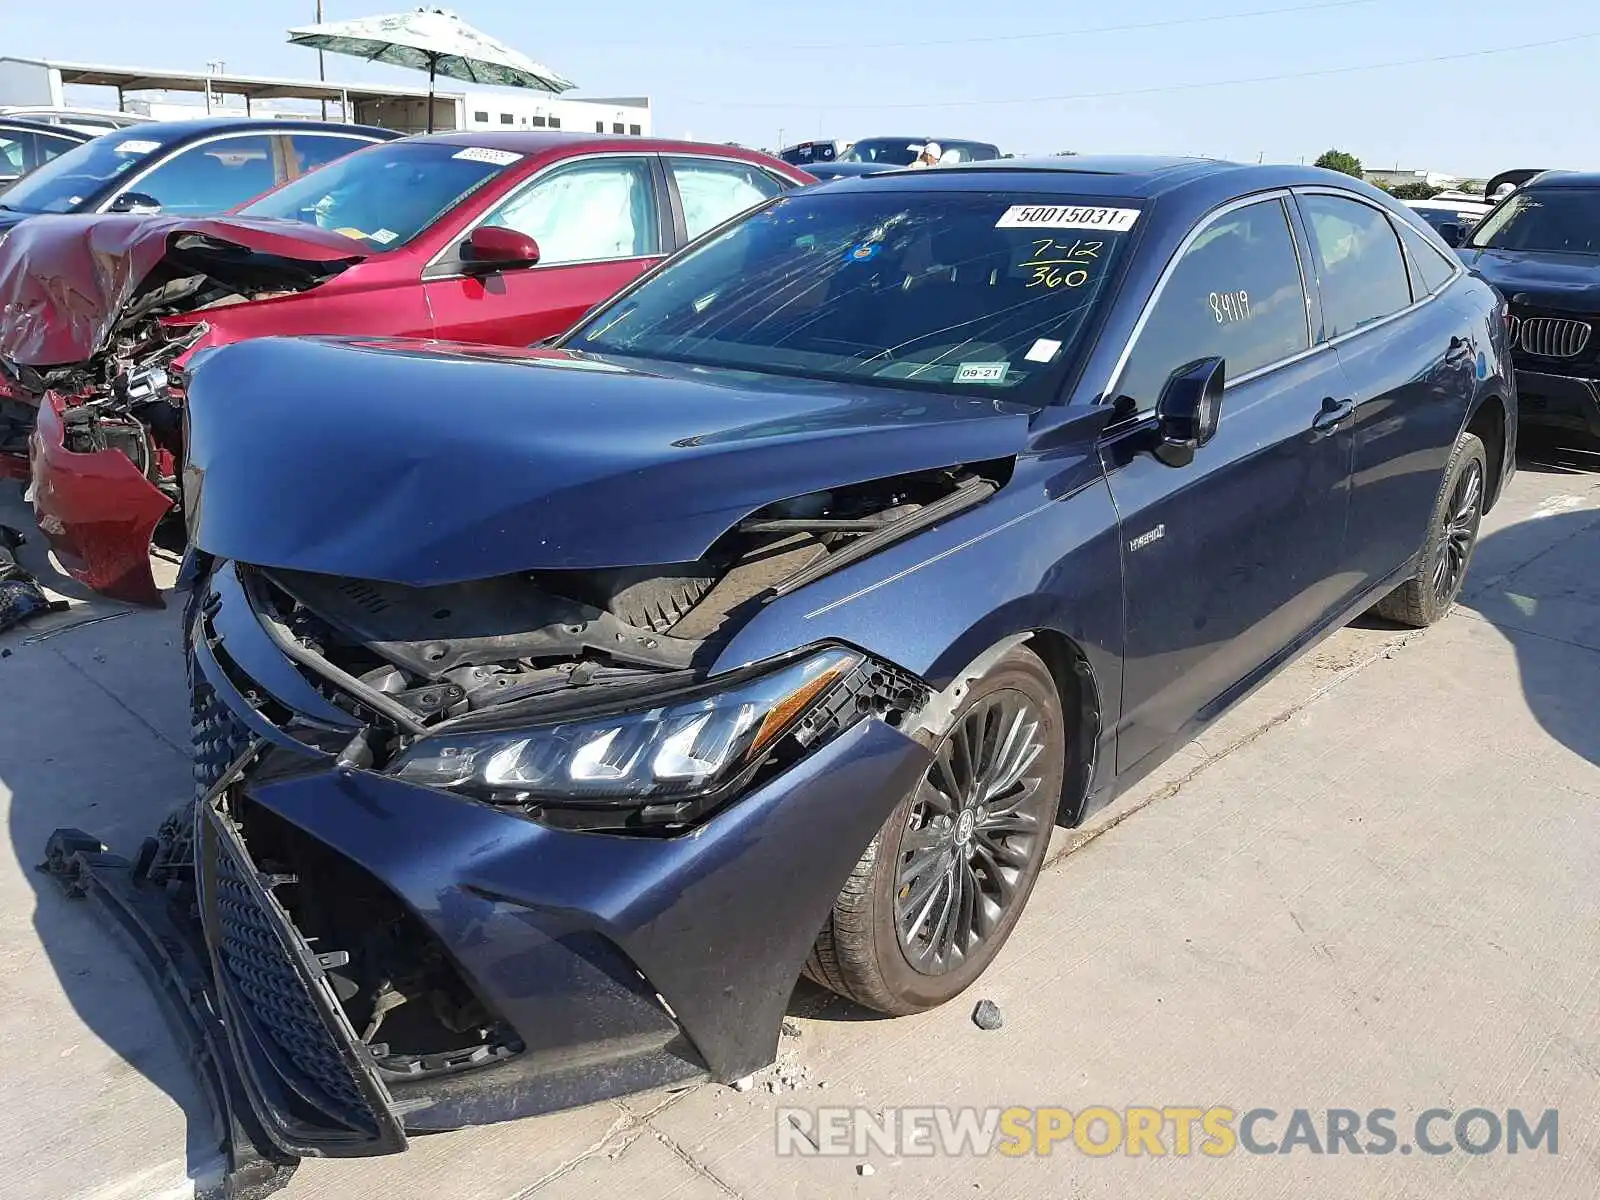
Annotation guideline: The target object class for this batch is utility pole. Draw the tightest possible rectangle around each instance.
[316,1,328,119]
[777,127,785,153]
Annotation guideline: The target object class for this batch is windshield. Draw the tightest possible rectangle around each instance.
[567,189,1138,399]
[238,141,521,250]
[1468,188,1600,254]
[0,133,167,213]
[841,139,922,166]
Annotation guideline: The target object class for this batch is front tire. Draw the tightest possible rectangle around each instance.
[1373,430,1487,628]
[805,645,1065,1014]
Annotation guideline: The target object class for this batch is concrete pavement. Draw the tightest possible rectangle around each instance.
[1,451,1597,1199]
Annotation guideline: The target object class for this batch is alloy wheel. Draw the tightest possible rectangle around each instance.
[1432,458,1483,606]
[894,690,1049,975]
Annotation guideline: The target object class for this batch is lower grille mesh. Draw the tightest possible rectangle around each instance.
[191,676,253,801]
[206,809,381,1131]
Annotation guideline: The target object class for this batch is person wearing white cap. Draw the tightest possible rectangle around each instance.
[910,141,942,169]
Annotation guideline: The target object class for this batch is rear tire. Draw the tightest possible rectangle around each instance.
[1373,431,1486,628]
[805,645,1064,1015]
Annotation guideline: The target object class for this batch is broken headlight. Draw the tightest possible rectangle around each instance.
[389,647,890,818]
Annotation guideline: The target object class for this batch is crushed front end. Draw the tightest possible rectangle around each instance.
[51,501,953,1180]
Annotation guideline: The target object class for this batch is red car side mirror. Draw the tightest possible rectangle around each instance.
[465,226,541,270]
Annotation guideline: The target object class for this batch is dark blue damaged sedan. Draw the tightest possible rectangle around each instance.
[49,156,1516,1183]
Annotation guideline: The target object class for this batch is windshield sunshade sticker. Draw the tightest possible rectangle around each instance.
[954,362,1009,384]
[1024,338,1063,363]
[452,147,523,166]
[114,139,161,155]
[996,205,1140,232]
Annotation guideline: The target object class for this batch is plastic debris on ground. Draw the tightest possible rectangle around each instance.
[0,525,69,634]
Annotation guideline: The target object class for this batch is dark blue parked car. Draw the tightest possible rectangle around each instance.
[51,156,1515,1184]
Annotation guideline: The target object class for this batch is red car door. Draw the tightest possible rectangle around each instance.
[422,153,666,345]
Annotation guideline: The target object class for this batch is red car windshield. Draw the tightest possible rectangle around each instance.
[237,140,521,251]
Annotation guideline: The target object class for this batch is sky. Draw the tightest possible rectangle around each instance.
[2,0,1597,177]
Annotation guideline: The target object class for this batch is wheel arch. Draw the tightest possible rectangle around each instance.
[1026,628,1105,828]
[1465,392,1509,512]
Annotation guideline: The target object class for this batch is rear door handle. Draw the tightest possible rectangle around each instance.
[1312,396,1355,432]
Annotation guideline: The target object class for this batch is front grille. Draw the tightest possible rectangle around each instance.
[191,677,253,800]
[1514,315,1592,359]
[204,807,384,1133]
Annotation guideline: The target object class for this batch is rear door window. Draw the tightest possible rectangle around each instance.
[1299,193,1413,337]
[35,131,80,164]
[122,134,277,214]
[1116,197,1311,408]
[667,157,788,242]
[1394,219,1459,299]
[285,133,377,179]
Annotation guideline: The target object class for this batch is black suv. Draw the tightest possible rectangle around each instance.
[1460,171,1600,446]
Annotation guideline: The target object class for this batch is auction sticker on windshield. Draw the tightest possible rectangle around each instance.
[954,362,1009,384]
[452,147,522,166]
[114,139,161,155]
[996,205,1140,231]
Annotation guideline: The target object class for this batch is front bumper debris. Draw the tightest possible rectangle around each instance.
[45,561,935,1170]
[29,393,172,605]
[39,813,302,1200]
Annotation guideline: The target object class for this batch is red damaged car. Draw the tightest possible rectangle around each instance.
[0,132,812,603]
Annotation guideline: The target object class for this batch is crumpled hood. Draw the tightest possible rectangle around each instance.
[1459,247,1600,312]
[0,213,367,371]
[184,336,1033,585]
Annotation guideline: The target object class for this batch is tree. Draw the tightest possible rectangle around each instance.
[1314,149,1364,178]
[1390,181,1440,200]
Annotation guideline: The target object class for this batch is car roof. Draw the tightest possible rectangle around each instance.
[91,117,396,146]
[0,116,91,139]
[828,155,1362,199]
[402,130,794,162]
[1519,170,1600,189]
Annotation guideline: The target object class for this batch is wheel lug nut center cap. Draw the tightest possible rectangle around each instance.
[954,809,976,845]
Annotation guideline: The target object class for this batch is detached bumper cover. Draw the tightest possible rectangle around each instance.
[29,393,171,604]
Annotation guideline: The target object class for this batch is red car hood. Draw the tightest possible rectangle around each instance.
[0,213,368,373]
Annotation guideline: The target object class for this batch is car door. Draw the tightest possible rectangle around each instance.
[423,154,665,345]
[1100,193,1356,772]
[663,155,790,246]
[1299,191,1477,594]
[104,132,279,215]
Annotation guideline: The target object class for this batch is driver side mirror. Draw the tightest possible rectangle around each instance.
[463,225,540,271]
[1152,356,1225,468]
[108,192,162,215]
[1437,222,1466,248]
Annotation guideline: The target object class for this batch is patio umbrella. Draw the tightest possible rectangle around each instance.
[287,7,575,133]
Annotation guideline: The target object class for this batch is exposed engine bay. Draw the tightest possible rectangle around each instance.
[236,459,1000,736]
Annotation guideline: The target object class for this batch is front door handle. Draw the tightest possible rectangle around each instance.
[1311,396,1355,432]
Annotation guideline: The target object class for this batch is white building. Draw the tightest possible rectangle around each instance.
[0,56,649,137]
[462,93,651,137]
